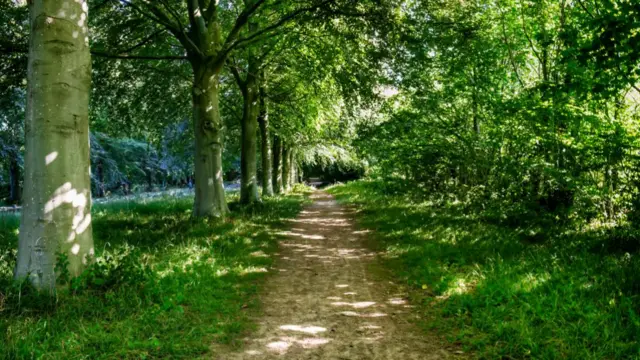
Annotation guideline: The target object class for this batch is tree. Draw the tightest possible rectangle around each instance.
[258,83,274,196]
[93,0,331,216]
[229,37,264,203]
[15,0,94,291]
[0,0,28,205]
[0,88,25,204]
[272,133,283,193]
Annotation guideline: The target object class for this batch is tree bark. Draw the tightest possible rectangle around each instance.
[272,135,283,194]
[15,0,94,292]
[145,143,153,192]
[282,145,292,192]
[95,159,105,198]
[289,149,298,187]
[297,163,304,184]
[191,64,228,217]
[258,88,273,197]
[8,153,21,204]
[239,80,260,204]
[146,167,153,192]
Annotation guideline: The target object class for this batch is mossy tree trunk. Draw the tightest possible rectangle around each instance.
[272,135,283,194]
[282,144,293,192]
[191,63,228,217]
[120,0,273,216]
[290,148,297,186]
[258,86,273,197]
[239,79,260,204]
[15,0,94,292]
[230,44,261,205]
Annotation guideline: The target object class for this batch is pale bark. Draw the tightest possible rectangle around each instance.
[297,163,304,184]
[290,148,297,186]
[192,64,228,217]
[239,80,260,204]
[144,144,153,192]
[282,145,292,192]
[15,0,94,291]
[258,88,273,197]
[272,135,283,194]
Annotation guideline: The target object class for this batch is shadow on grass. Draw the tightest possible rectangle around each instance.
[328,180,640,359]
[0,190,309,359]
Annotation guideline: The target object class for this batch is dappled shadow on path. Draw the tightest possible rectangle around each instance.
[214,191,450,359]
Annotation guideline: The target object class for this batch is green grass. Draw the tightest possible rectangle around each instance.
[0,188,311,359]
[328,180,640,359]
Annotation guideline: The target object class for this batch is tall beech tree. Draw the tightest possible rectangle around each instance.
[228,2,365,203]
[94,0,397,208]
[258,83,274,196]
[15,0,94,291]
[272,134,283,193]
[229,41,263,203]
[229,29,287,203]
[94,0,346,215]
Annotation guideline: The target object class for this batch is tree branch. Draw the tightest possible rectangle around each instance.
[116,29,166,55]
[222,0,268,49]
[228,57,247,91]
[91,51,187,61]
[120,0,179,33]
[224,0,335,55]
[188,0,207,39]
[203,0,217,23]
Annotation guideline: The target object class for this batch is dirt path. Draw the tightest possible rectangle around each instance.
[216,190,451,359]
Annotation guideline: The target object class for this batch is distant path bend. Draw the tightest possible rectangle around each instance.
[216,190,451,359]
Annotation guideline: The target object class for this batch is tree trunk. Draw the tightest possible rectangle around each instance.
[191,64,228,217]
[9,153,20,204]
[146,167,153,192]
[297,163,304,184]
[290,149,297,186]
[258,88,273,197]
[283,145,292,192]
[272,135,283,194]
[95,159,105,198]
[239,81,260,204]
[15,0,94,292]
[145,144,153,192]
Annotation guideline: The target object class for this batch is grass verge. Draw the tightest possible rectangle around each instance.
[328,180,640,359]
[0,187,310,359]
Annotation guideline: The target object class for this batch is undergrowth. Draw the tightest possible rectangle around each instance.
[0,187,310,359]
[328,179,640,359]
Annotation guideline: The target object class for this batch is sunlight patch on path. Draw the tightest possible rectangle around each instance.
[213,190,450,359]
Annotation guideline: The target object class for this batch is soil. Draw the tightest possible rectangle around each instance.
[214,190,452,359]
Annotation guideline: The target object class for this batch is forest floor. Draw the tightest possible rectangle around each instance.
[322,180,640,359]
[0,190,308,359]
[212,190,452,359]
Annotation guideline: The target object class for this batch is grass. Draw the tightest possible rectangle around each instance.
[328,179,640,359]
[0,187,311,359]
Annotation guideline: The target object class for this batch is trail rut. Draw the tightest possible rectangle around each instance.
[215,190,451,359]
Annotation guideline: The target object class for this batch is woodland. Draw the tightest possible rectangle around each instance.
[1,0,640,359]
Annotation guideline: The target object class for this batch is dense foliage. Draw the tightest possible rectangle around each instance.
[3,0,640,358]
[324,1,640,357]
[330,180,640,358]
[359,0,640,227]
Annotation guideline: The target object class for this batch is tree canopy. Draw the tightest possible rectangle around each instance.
[3,0,640,357]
